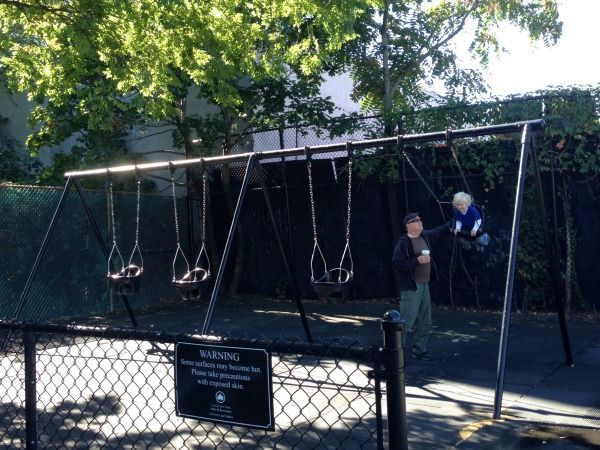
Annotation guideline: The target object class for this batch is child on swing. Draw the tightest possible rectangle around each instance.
[452,192,481,237]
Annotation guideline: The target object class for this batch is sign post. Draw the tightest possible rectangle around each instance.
[175,342,273,430]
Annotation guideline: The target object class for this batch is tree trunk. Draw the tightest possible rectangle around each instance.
[381,0,393,124]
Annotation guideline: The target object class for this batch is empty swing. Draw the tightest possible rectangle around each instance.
[170,166,211,300]
[107,175,144,295]
[306,145,354,303]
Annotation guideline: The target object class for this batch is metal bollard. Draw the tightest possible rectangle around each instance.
[381,310,408,450]
[24,330,38,450]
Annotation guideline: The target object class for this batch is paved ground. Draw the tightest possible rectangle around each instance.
[86,296,600,449]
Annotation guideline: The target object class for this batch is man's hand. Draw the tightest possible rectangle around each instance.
[417,255,431,264]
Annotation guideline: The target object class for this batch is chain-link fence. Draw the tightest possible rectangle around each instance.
[0,184,192,322]
[0,321,389,449]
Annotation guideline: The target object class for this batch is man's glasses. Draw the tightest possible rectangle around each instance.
[407,218,422,224]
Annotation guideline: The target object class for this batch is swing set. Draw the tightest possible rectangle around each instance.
[13,118,572,419]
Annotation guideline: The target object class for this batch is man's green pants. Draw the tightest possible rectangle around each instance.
[399,282,431,355]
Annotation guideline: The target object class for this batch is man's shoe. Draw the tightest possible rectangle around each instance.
[412,351,433,361]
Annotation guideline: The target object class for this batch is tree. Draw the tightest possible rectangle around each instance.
[336,0,562,242]
[0,0,371,151]
[343,0,562,132]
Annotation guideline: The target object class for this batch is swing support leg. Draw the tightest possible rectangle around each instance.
[74,180,138,328]
[529,138,573,365]
[202,155,255,335]
[493,125,532,419]
[1,178,74,352]
[13,177,74,321]
[254,158,313,342]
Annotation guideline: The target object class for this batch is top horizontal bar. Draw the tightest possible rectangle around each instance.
[64,119,544,178]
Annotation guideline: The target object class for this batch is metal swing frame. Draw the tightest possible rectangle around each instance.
[14,119,573,419]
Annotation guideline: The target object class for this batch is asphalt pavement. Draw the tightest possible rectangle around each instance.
[83,297,600,449]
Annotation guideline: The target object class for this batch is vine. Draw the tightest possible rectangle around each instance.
[345,85,600,311]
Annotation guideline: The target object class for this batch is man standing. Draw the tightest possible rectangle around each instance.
[392,212,449,361]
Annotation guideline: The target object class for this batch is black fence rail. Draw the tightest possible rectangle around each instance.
[0,320,407,449]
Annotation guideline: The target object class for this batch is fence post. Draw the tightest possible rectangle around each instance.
[24,330,38,450]
[381,310,408,450]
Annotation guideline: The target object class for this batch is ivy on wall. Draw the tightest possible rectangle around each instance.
[364,86,600,311]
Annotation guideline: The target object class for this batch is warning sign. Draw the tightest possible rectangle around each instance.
[175,342,273,429]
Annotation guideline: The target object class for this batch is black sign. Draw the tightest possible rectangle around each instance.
[175,342,273,430]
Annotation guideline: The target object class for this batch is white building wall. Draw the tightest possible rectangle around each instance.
[0,74,360,187]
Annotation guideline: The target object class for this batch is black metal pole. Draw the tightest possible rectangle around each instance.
[493,124,532,419]
[254,159,313,342]
[24,330,38,450]
[202,155,255,334]
[549,151,573,364]
[529,137,573,365]
[381,309,408,450]
[372,349,385,450]
[278,127,285,150]
[74,180,138,328]
[12,177,74,321]
[280,158,297,280]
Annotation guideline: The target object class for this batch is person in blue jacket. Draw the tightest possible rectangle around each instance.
[392,212,449,361]
[452,191,481,237]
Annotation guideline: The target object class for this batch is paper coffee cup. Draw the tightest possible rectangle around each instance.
[421,250,430,256]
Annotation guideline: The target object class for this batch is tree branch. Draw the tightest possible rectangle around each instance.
[0,0,71,15]
[389,0,481,97]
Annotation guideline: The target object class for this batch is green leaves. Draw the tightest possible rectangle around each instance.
[343,0,563,118]
[0,0,369,157]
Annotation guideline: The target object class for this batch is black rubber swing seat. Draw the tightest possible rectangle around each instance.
[455,228,484,240]
[173,268,210,300]
[108,264,143,296]
[312,268,352,303]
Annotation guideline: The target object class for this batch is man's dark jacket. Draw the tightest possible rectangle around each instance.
[392,224,449,292]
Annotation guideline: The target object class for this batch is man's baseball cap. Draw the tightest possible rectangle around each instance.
[403,212,421,226]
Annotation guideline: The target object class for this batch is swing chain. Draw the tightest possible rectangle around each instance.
[305,147,328,282]
[134,174,141,246]
[398,136,441,204]
[109,178,118,246]
[397,135,447,222]
[447,129,472,195]
[107,175,125,276]
[305,147,318,243]
[170,164,195,280]
[170,165,182,246]
[127,170,144,270]
[344,143,353,245]
[201,172,207,244]
[339,142,354,279]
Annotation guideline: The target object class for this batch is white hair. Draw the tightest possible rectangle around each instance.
[452,191,473,206]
